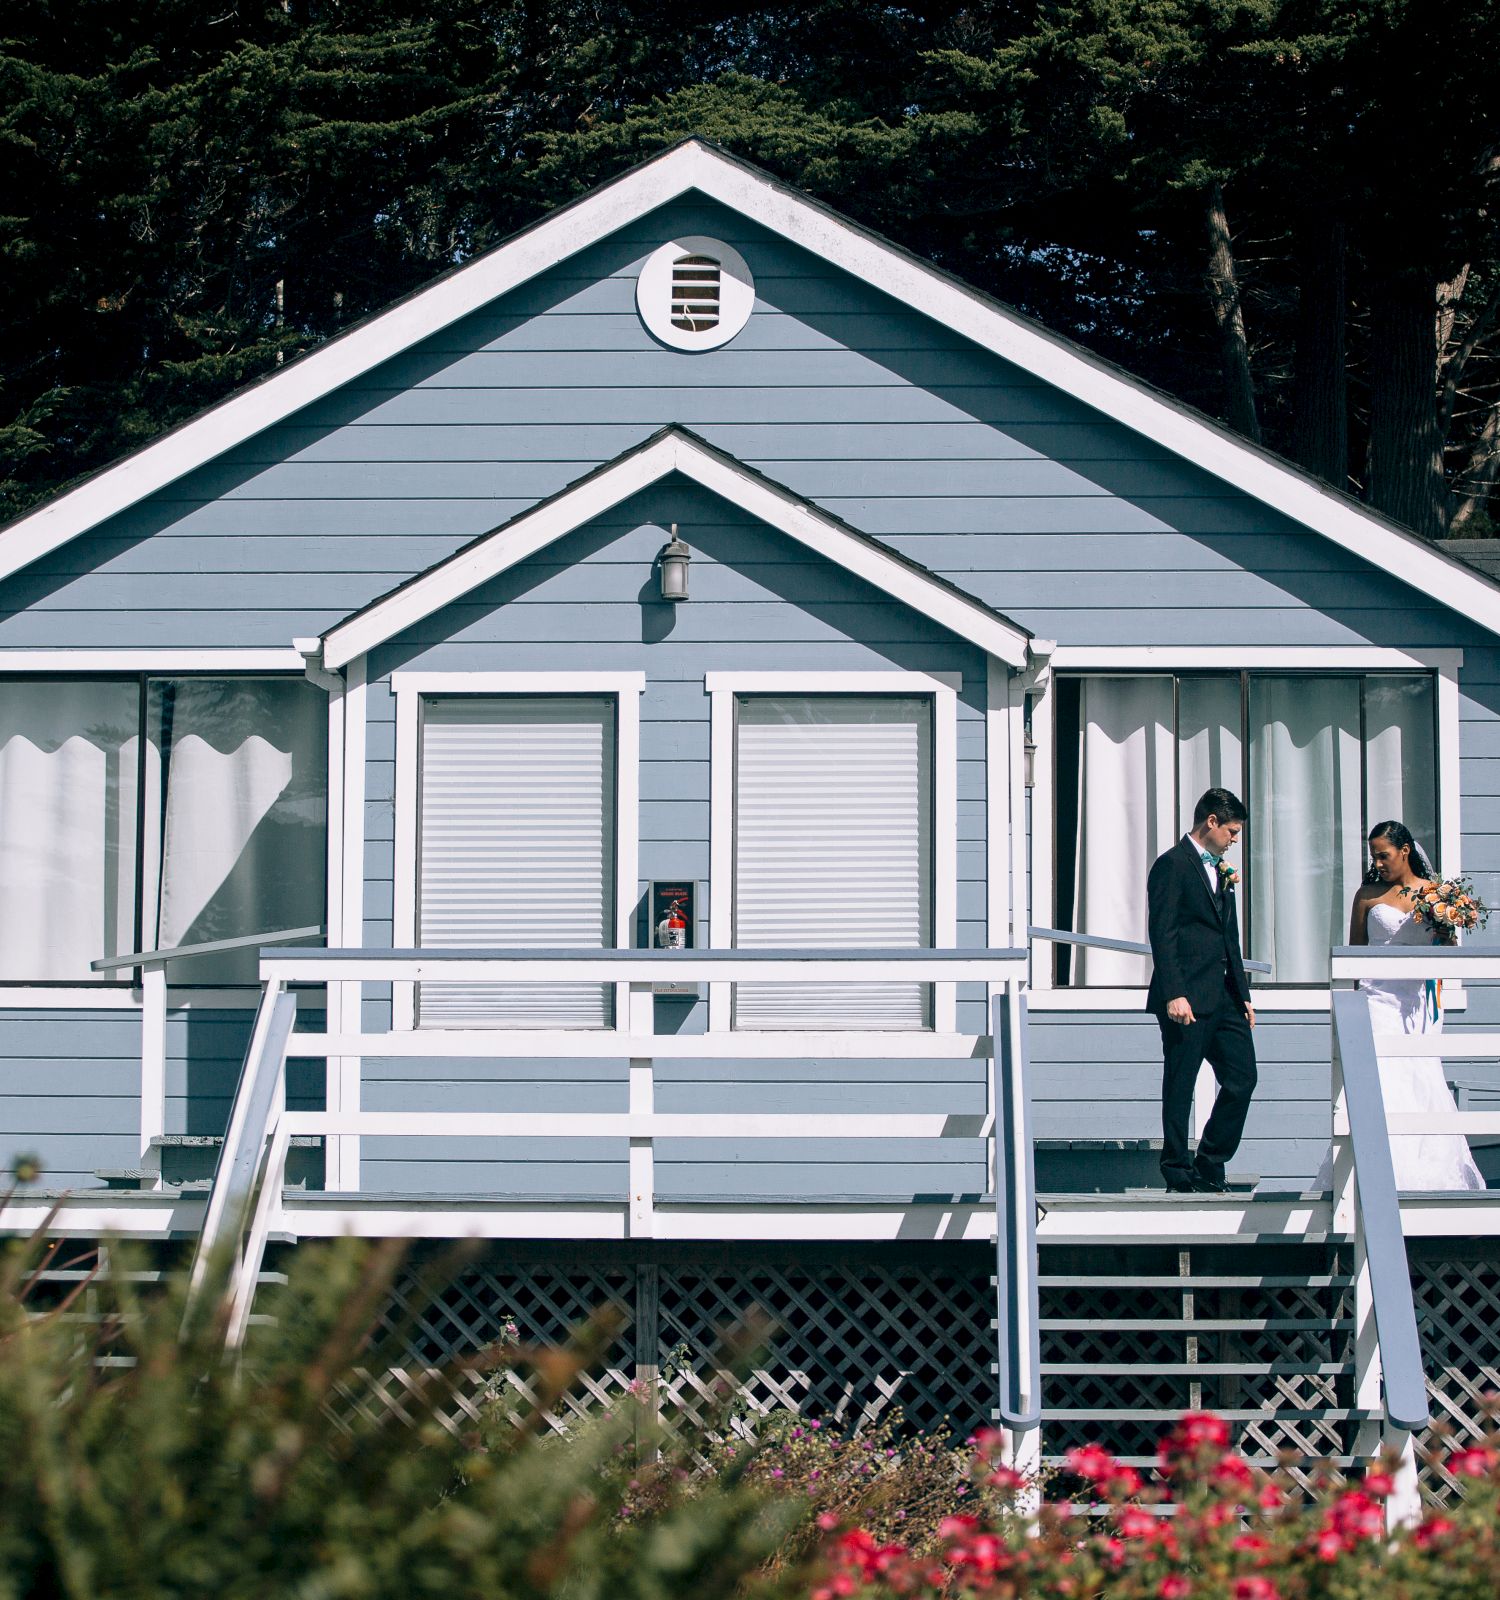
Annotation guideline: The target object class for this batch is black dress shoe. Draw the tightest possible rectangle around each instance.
[1164,1179,1198,1193]
[1190,1172,1229,1193]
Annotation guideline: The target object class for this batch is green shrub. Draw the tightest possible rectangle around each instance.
[0,1230,812,1600]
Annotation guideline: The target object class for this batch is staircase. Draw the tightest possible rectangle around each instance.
[1036,1233,1373,1482]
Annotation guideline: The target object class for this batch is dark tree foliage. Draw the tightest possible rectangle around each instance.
[2,0,1497,537]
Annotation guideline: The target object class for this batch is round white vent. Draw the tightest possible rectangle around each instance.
[636,236,754,350]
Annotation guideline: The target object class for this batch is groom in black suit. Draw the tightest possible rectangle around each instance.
[1146,786,1257,1193]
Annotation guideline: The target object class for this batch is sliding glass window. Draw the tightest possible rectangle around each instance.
[0,676,327,984]
[1053,672,1437,986]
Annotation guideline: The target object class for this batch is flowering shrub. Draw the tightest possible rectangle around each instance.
[682,1411,1025,1568]
[810,1411,1500,1599]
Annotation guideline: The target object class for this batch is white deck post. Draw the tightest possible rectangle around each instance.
[139,961,167,1184]
[628,982,655,1236]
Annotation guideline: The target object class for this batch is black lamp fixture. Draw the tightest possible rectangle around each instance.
[659,523,691,601]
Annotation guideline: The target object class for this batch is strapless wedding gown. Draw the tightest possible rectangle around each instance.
[1316,902,1484,1191]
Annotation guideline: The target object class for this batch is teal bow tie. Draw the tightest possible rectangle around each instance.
[1200,850,1219,865]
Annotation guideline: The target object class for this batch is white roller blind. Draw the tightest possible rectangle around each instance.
[734,695,931,1030]
[417,697,614,1027]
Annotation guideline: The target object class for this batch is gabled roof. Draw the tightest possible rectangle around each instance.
[318,426,1031,668]
[3,136,1499,636]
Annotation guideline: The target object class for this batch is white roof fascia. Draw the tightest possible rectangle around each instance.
[0,146,712,585]
[684,153,1500,634]
[320,431,1030,669]
[5,138,1498,637]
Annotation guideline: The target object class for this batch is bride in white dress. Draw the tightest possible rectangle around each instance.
[1317,821,1484,1191]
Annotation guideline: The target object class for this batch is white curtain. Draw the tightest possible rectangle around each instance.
[1249,678,1363,984]
[0,681,138,980]
[734,696,931,1029]
[1177,677,1243,830]
[1071,678,1175,985]
[1364,675,1438,868]
[148,679,326,982]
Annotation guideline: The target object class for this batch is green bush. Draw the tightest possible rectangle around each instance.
[0,1230,812,1600]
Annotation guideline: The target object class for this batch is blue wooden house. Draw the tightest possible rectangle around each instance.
[4,140,1500,1502]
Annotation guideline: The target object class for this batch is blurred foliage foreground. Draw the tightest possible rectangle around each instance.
[6,1217,1500,1600]
[0,1226,1010,1600]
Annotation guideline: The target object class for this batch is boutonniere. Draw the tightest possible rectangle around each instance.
[1216,860,1239,890]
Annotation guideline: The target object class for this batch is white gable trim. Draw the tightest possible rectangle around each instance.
[5,139,1499,636]
[319,430,1031,669]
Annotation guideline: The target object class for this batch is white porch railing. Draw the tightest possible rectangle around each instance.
[1328,947,1500,1527]
[187,947,1031,1358]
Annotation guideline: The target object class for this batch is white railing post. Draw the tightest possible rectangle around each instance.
[994,980,1042,1497]
[139,960,168,1185]
[1351,1228,1383,1458]
[628,981,655,1237]
[1330,1013,1356,1236]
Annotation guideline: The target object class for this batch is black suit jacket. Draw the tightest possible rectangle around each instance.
[1145,837,1251,1017]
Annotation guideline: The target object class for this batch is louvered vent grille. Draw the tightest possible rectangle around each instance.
[670,254,721,332]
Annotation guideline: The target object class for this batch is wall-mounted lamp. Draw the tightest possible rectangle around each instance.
[658,523,692,602]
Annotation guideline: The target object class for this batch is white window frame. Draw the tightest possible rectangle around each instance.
[705,670,960,1034]
[0,648,326,1011]
[389,670,643,1031]
[1031,645,1463,1012]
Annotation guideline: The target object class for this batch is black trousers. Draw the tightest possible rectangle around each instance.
[1157,982,1258,1184]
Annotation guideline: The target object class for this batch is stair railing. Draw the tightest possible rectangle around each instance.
[1328,955,1455,1529]
[183,977,297,1340]
[1028,925,1273,976]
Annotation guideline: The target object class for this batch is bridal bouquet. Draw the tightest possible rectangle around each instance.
[1400,876,1490,934]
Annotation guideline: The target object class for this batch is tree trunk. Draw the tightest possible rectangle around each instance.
[1290,211,1347,487]
[1203,181,1261,444]
[1450,399,1500,533]
[1366,269,1447,537]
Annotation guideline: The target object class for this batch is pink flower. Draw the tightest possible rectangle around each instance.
[1109,1464,1144,1497]
[1158,1579,1191,1600]
[1315,1529,1343,1562]
[1212,1453,1254,1493]
[1231,1533,1269,1554]
[1233,1580,1280,1600]
[1448,1445,1498,1478]
[1065,1442,1119,1483]
[987,1465,1025,1491]
[939,1514,981,1539]
[1118,1506,1159,1540]
[1159,1411,1231,1467]
[816,1512,839,1532]
[1362,1470,1395,1498]
[1413,1515,1456,1549]
[1323,1488,1384,1546]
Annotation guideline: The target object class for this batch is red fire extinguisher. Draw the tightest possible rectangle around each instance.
[656,897,688,950]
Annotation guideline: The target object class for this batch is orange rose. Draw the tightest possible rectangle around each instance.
[1424,890,1441,904]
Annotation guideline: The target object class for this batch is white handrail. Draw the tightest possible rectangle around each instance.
[92,924,324,972]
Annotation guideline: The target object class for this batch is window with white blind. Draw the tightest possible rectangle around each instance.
[416,696,616,1027]
[733,695,933,1029]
